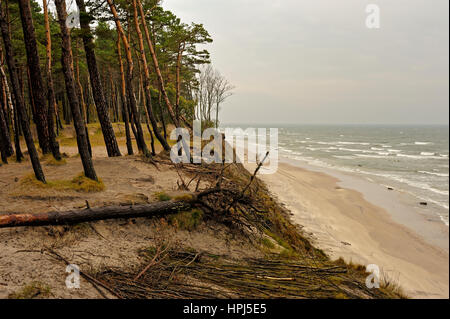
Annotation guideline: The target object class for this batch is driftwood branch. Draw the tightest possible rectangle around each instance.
[226,151,269,211]
[0,200,191,229]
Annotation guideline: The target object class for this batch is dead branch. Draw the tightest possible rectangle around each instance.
[226,151,269,212]
[0,200,191,228]
[45,249,121,299]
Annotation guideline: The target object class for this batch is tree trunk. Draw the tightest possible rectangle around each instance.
[12,100,23,162]
[0,0,45,182]
[43,0,61,160]
[106,0,150,157]
[159,90,167,140]
[1,54,24,162]
[0,201,191,228]
[132,0,170,152]
[17,0,50,154]
[0,99,9,163]
[175,42,185,125]
[54,0,97,181]
[75,0,121,157]
[136,0,179,128]
[74,39,92,158]
[0,66,13,157]
[116,36,133,155]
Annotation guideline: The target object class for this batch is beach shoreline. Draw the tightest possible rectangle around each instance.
[251,160,449,298]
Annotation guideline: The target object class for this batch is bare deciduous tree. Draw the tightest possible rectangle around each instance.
[195,65,234,128]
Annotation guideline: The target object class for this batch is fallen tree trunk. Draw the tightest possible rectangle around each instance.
[0,201,191,229]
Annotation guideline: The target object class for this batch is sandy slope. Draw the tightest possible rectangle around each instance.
[256,162,449,298]
[0,147,260,298]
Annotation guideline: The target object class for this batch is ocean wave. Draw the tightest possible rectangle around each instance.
[337,141,370,146]
[306,147,326,151]
[339,147,368,152]
[421,152,436,156]
[388,149,401,153]
[333,155,357,160]
[372,173,450,196]
[355,154,390,159]
[397,154,444,160]
[316,141,336,145]
[415,141,433,145]
[418,171,449,177]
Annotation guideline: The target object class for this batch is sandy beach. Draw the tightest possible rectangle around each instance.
[254,161,449,299]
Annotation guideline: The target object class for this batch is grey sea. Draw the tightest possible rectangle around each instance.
[224,124,449,226]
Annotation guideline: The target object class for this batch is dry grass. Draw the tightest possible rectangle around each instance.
[8,282,51,299]
[155,192,172,202]
[168,209,204,231]
[41,154,67,166]
[20,173,105,193]
[380,270,409,299]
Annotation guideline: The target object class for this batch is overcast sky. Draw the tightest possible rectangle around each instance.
[163,0,449,125]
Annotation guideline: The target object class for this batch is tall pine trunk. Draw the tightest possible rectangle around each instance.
[54,0,97,181]
[136,0,180,128]
[175,42,185,125]
[116,36,133,156]
[75,0,121,157]
[0,66,13,157]
[43,0,61,161]
[17,0,51,154]
[132,0,170,152]
[106,0,150,158]
[0,97,9,163]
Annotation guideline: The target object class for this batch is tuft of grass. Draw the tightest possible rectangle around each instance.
[70,173,105,192]
[173,194,196,202]
[168,209,204,231]
[261,237,276,249]
[278,248,300,260]
[45,157,67,166]
[380,272,409,299]
[8,282,51,299]
[20,173,105,193]
[155,192,172,202]
[335,292,348,299]
[264,230,291,250]
[335,257,367,274]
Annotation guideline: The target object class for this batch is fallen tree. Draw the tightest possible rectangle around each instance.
[0,200,191,228]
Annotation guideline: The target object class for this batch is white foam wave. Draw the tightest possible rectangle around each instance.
[370,173,449,196]
[397,154,444,160]
[333,155,356,160]
[337,141,370,146]
[421,152,436,156]
[415,141,433,145]
[355,154,389,159]
[418,171,449,177]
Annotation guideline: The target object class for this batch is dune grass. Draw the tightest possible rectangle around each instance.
[8,282,51,299]
[168,209,204,231]
[20,173,105,193]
